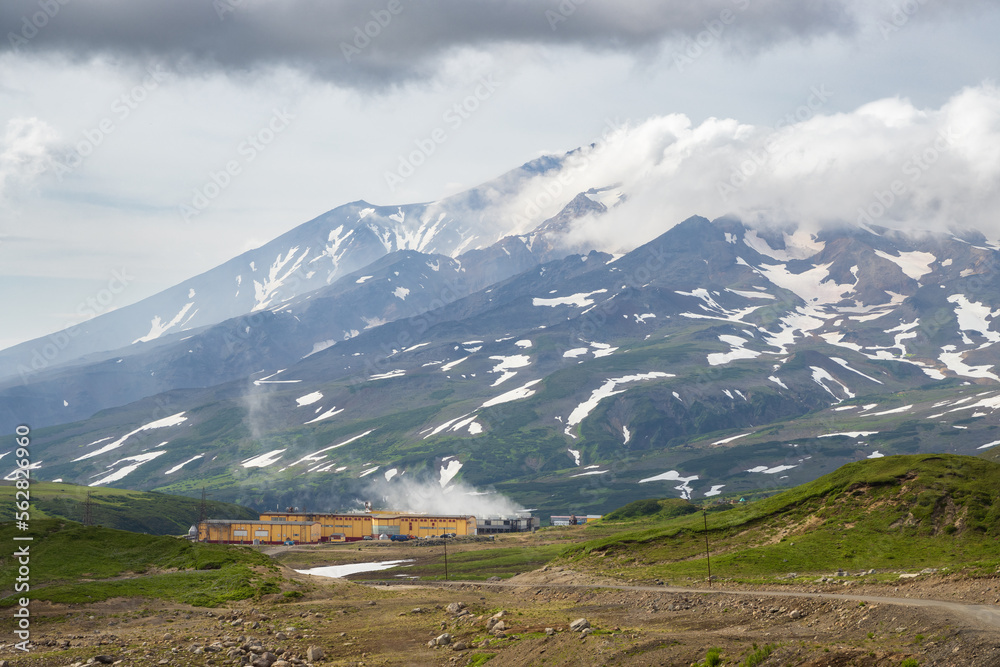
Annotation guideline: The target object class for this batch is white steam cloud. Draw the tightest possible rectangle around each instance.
[495,82,1000,250]
[366,475,525,518]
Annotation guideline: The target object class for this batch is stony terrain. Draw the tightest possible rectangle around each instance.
[5,562,1000,666]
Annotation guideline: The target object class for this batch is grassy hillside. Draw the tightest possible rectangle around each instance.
[0,482,257,535]
[0,519,286,607]
[562,454,1000,581]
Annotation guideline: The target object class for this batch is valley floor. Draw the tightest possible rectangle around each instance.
[7,563,1000,666]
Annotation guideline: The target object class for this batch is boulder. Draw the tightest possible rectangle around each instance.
[306,646,324,662]
[569,618,590,632]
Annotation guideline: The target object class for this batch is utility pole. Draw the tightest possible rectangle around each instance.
[83,491,93,526]
[198,488,209,524]
[703,510,712,587]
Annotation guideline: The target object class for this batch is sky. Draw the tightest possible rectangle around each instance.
[1,0,999,350]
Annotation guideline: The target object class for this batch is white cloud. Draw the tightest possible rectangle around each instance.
[510,83,1000,252]
[0,117,59,201]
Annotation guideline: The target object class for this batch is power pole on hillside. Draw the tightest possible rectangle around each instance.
[703,510,712,588]
[83,491,93,526]
[198,488,209,524]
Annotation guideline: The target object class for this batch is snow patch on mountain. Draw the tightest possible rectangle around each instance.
[565,372,673,435]
[74,412,188,462]
[242,449,286,468]
[533,289,607,307]
[296,392,323,407]
[637,470,699,499]
[90,450,167,486]
[874,249,935,280]
[164,454,204,475]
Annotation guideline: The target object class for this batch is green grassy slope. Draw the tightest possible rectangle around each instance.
[0,482,257,535]
[562,454,1000,581]
[0,519,283,607]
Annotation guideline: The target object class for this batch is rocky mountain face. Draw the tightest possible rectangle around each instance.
[9,172,1000,517]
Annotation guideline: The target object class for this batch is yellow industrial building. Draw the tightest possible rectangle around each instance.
[199,511,477,544]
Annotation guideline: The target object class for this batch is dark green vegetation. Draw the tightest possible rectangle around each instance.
[563,454,1000,581]
[0,481,257,535]
[603,497,700,522]
[0,520,283,607]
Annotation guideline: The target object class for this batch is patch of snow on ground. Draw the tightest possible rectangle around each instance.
[939,346,1000,381]
[830,357,883,384]
[747,464,798,474]
[571,470,609,477]
[467,421,483,435]
[708,334,761,366]
[874,249,936,280]
[622,425,631,444]
[743,228,824,261]
[384,468,398,482]
[819,431,879,438]
[811,366,854,400]
[490,355,531,374]
[867,451,885,458]
[533,289,607,308]
[977,440,1000,450]
[359,466,379,478]
[948,294,1000,343]
[356,275,373,283]
[868,404,913,416]
[393,286,410,300]
[441,356,469,372]
[515,340,532,348]
[768,375,789,390]
[305,407,344,424]
[757,262,853,305]
[133,302,196,344]
[369,369,406,380]
[704,485,725,497]
[296,392,323,407]
[439,459,462,487]
[637,470,700,499]
[819,332,864,352]
[242,449,287,468]
[481,379,543,408]
[565,373,673,433]
[568,449,581,466]
[590,342,619,358]
[712,433,752,445]
[563,348,589,358]
[90,451,167,486]
[73,412,189,462]
[726,288,775,300]
[164,454,203,474]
